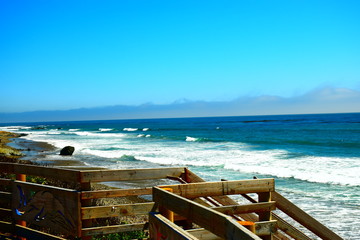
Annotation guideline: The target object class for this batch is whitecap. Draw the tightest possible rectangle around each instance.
[99,128,113,132]
[123,128,138,132]
[186,136,198,142]
[143,128,150,131]
[69,129,80,132]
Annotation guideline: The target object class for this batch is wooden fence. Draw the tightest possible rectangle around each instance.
[151,179,277,240]
[0,162,343,240]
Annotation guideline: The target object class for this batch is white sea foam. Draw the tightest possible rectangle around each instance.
[224,153,360,186]
[99,128,113,132]
[186,136,198,142]
[5,126,360,187]
[69,129,80,132]
[74,131,102,136]
[142,128,150,131]
[0,126,32,131]
[123,128,138,132]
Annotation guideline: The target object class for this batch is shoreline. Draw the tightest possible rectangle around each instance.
[0,131,94,168]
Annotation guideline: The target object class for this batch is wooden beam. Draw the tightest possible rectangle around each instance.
[0,191,11,207]
[258,192,272,240]
[15,224,66,240]
[0,163,80,183]
[185,169,258,222]
[212,202,276,215]
[0,220,14,234]
[0,208,12,217]
[159,179,275,199]
[153,187,261,240]
[80,167,185,183]
[254,220,277,236]
[272,191,343,240]
[240,192,310,240]
[82,223,145,236]
[81,187,152,200]
[187,228,222,240]
[81,202,154,220]
[0,178,12,186]
[272,213,312,240]
[81,181,92,240]
[149,213,198,240]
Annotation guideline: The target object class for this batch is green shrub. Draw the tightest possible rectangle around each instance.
[92,231,147,240]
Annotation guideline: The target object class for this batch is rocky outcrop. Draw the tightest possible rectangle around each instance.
[60,146,75,156]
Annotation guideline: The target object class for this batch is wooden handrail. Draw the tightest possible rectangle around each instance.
[0,162,80,183]
[79,167,185,182]
[272,191,344,240]
[81,202,154,220]
[159,178,275,198]
[81,187,152,199]
[153,187,261,240]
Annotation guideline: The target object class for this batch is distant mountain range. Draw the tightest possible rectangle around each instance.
[1,87,359,123]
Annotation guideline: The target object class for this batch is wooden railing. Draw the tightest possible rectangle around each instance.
[0,162,187,239]
[0,162,343,240]
[151,179,278,240]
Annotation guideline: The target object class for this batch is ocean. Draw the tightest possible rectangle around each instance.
[1,113,359,239]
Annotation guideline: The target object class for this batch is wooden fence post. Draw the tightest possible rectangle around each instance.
[258,192,272,240]
[16,174,26,240]
[159,188,174,222]
[81,182,92,240]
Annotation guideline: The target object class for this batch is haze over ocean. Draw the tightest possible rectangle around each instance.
[1,112,360,238]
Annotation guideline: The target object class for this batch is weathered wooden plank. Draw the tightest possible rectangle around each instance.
[0,162,15,174]
[0,163,80,183]
[258,192,272,221]
[81,187,152,200]
[255,220,277,236]
[187,228,222,240]
[0,208,12,217]
[12,181,81,237]
[153,187,261,240]
[272,191,343,240]
[80,167,185,183]
[258,192,272,240]
[82,202,154,220]
[82,223,145,236]
[81,181,92,240]
[159,179,275,199]
[149,213,198,240]
[0,221,13,235]
[239,192,309,240]
[212,202,276,215]
[0,178,12,186]
[185,169,259,222]
[15,224,66,240]
[272,213,312,240]
[0,191,11,208]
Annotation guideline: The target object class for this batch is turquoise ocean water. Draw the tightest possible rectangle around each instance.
[1,113,359,239]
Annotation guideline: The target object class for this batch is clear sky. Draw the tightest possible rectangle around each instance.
[1,0,360,116]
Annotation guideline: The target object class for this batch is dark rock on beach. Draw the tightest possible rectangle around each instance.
[60,146,75,156]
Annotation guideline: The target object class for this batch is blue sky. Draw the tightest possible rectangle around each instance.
[1,0,360,117]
